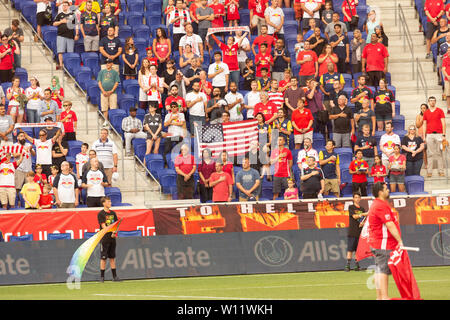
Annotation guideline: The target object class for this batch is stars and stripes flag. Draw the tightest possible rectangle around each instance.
[196,119,259,158]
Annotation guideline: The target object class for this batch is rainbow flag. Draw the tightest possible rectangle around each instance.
[67,219,122,279]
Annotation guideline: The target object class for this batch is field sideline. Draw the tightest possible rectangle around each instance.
[1,266,450,300]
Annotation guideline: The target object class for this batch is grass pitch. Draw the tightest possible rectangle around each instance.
[1,266,449,300]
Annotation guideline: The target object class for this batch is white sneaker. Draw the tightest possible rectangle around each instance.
[102,120,109,127]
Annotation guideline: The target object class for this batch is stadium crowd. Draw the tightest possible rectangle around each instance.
[0,0,448,208]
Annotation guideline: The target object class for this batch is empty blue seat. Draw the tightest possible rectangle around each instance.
[47,233,71,240]
[145,154,164,178]
[75,66,92,90]
[128,0,144,12]
[81,52,100,76]
[67,140,83,158]
[9,234,33,242]
[133,38,148,54]
[126,12,143,26]
[335,148,354,164]
[118,230,142,237]
[133,25,151,39]
[105,187,122,205]
[118,93,137,111]
[63,52,81,76]
[392,114,405,131]
[118,25,133,39]
[160,169,177,194]
[14,68,28,84]
[132,138,147,160]
[86,80,101,105]
[340,168,352,184]
[405,175,425,194]
[123,79,140,100]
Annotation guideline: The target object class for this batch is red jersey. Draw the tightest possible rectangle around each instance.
[362,43,389,72]
[291,108,314,134]
[270,147,293,177]
[253,101,278,122]
[60,110,77,133]
[248,0,268,18]
[209,3,225,27]
[424,0,444,21]
[165,95,187,111]
[423,107,445,134]
[255,52,274,77]
[349,159,369,183]
[253,34,276,53]
[0,44,15,70]
[39,194,53,208]
[370,164,386,183]
[34,173,47,193]
[297,50,318,76]
[318,54,338,76]
[225,0,240,20]
[342,0,357,22]
[278,79,291,92]
[442,55,450,81]
[388,154,406,176]
[218,41,240,71]
[368,198,400,250]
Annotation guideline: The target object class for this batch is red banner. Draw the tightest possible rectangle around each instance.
[0,208,155,241]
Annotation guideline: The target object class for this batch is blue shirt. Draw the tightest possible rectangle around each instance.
[319,150,339,179]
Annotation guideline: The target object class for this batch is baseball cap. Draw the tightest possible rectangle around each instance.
[106,58,113,63]
[44,116,53,121]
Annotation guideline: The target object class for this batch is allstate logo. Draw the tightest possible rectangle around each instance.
[431,229,450,260]
[254,236,293,267]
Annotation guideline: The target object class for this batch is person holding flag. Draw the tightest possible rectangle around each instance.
[368,182,404,300]
[98,196,121,282]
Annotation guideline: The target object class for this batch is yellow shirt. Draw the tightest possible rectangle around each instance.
[20,182,42,209]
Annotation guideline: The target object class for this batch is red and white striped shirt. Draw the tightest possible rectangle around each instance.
[268,91,284,109]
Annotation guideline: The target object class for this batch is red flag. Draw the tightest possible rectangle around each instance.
[355,217,373,261]
[388,248,422,300]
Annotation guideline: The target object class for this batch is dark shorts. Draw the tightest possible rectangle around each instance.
[87,196,103,207]
[273,176,289,194]
[100,238,116,259]
[389,173,405,184]
[371,248,392,275]
[347,236,359,252]
[426,21,438,39]
[37,12,51,26]
[376,113,392,122]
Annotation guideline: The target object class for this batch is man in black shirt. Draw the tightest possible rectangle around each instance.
[53,1,79,70]
[99,26,122,72]
[52,134,68,170]
[300,156,324,199]
[346,192,368,272]
[329,95,354,148]
[354,124,377,169]
[98,196,121,282]
[272,38,291,83]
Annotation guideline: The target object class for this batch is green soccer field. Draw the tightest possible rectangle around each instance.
[1,266,450,300]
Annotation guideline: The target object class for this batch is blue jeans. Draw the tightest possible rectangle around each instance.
[26,109,39,123]
[189,115,205,136]
[229,70,240,87]
[405,159,423,176]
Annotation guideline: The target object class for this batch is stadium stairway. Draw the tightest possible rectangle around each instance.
[368,0,450,192]
[0,5,162,206]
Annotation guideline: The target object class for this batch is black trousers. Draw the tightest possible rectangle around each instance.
[163,136,183,166]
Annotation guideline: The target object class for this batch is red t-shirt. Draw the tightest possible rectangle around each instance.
[362,43,389,72]
[442,55,450,81]
[349,159,369,183]
[368,198,400,250]
[0,44,15,70]
[270,147,293,177]
[39,194,53,208]
[297,50,318,76]
[253,35,276,54]
[34,173,47,193]
[60,110,77,133]
[225,0,240,20]
[318,54,338,76]
[424,0,444,21]
[174,154,196,175]
[423,107,445,134]
[210,171,233,201]
[255,52,274,77]
[370,165,386,183]
[222,162,234,180]
[209,3,225,27]
[278,79,291,92]
[165,95,187,110]
[253,101,278,122]
[248,0,268,18]
[342,0,357,22]
[291,108,314,134]
[388,154,406,175]
[218,42,240,71]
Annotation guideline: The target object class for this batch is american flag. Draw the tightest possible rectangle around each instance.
[196,119,259,157]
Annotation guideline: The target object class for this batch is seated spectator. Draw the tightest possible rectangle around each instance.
[350,29,366,73]
[38,88,58,123]
[270,108,292,148]
[53,1,79,70]
[319,62,343,110]
[388,144,406,193]
[284,77,306,118]
[401,125,425,176]
[5,77,25,123]
[309,27,327,57]
[318,45,339,78]
[362,33,389,87]
[21,171,41,209]
[0,104,14,147]
[0,152,23,209]
[291,98,313,149]
[163,102,186,166]
[242,59,256,91]
[75,143,89,182]
[270,136,293,200]
[99,3,118,39]
[243,80,261,119]
[39,183,53,209]
[349,149,369,196]
[354,99,376,136]
[52,161,79,208]
[153,27,172,77]
[379,121,400,171]
[300,156,325,199]
[354,124,377,169]
[79,0,100,53]
[374,78,395,131]
[236,156,261,201]
[60,101,77,141]
[198,148,216,203]
[297,137,319,172]
[224,81,244,122]
[296,41,318,86]
[25,76,44,123]
[81,157,109,207]
[122,37,138,80]
[284,179,299,200]
[253,91,278,125]
[0,34,19,84]
[122,107,147,158]
[167,0,191,51]
[52,133,69,169]
[271,39,291,84]
[143,104,163,159]
[99,26,122,72]
[319,139,341,197]
[210,161,233,202]
[325,12,348,40]
[350,75,374,113]
[254,43,274,82]
[329,95,354,148]
[329,24,350,74]
[179,44,200,75]
[174,143,196,200]
[206,87,228,123]
[208,51,230,96]
[97,58,120,126]
[370,154,387,183]
[267,80,284,109]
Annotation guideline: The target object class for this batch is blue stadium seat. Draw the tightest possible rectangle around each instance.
[160,169,177,194]
[405,175,425,194]
[22,2,37,22]
[47,233,71,240]
[283,21,298,35]
[282,8,295,20]
[126,12,143,26]
[340,168,352,184]
[118,93,137,111]
[342,73,353,87]
[392,114,405,131]
[145,154,164,178]
[9,234,33,241]
[105,187,122,205]
[67,140,83,158]
[118,230,142,237]
[74,39,85,53]
[335,148,353,164]
[14,68,28,84]
[75,66,93,90]
[86,80,101,105]
[133,38,148,54]
[132,138,147,160]
[123,79,140,100]
[83,232,96,239]
[63,53,81,76]
[133,25,151,39]
[128,0,144,12]
[118,25,133,39]
[81,52,100,76]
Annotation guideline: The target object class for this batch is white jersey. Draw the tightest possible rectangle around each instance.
[33,138,54,165]
[224,92,244,121]
[53,173,79,203]
[297,147,319,171]
[81,169,107,197]
[0,161,18,188]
